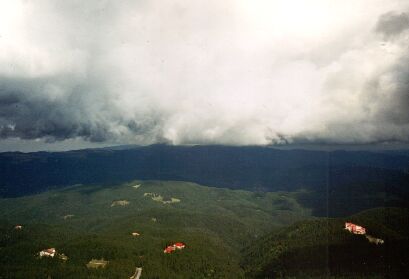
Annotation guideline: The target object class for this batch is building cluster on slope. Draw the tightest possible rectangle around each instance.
[345,222,366,235]
[39,248,56,258]
[38,248,68,261]
[87,258,109,269]
[344,222,384,245]
[164,242,186,254]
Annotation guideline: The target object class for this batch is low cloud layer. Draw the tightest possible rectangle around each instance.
[1,0,409,149]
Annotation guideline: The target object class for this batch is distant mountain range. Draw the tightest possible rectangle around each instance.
[1,144,409,216]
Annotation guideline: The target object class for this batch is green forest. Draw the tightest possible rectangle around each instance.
[0,181,408,278]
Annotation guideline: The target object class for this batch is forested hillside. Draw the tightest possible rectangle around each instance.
[0,181,311,279]
[241,207,409,279]
[1,181,407,278]
[1,145,409,217]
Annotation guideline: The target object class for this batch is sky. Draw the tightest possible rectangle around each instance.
[0,0,409,152]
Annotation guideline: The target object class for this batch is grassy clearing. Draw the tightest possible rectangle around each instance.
[144,192,181,204]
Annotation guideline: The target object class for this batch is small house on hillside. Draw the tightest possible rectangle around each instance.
[132,232,140,236]
[366,235,384,245]
[345,222,366,235]
[59,253,69,261]
[111,200,130,207]
[164,242,186,253]
[39,248,56,258]
[174,242,185,249]
[14,225,22,230]
[164,246,176,254]
[87,258,108,269]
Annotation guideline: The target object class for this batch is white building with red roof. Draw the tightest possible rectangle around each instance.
[163,242,186,254]
[345,222,366,235]
[174,242,185,249]
[39,248,56,258]
[164,245,176,254]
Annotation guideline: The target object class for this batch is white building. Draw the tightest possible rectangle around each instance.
[39,248,56,258]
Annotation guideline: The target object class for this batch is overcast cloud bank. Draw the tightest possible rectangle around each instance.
[0,0,409,149]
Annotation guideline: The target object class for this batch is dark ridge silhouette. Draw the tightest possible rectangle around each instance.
[1,145,409,216]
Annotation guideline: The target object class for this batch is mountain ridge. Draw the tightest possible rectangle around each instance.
[1,145,409,217]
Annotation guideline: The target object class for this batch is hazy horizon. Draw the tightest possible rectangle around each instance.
[1,138,409,153]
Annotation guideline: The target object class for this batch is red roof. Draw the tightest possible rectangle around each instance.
[164,246,176,254]
[164,242,186,253]
[345,222,366,234]
[174,242,185,248]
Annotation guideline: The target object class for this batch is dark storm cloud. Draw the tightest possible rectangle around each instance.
[307,51,409,145]
[0,76,163,142]
[1,0,409,151]
[376,11,409,39]
[0,77,101,141]
[374,57,409,126]
[287,7,409,145]
[358,10,409,142]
